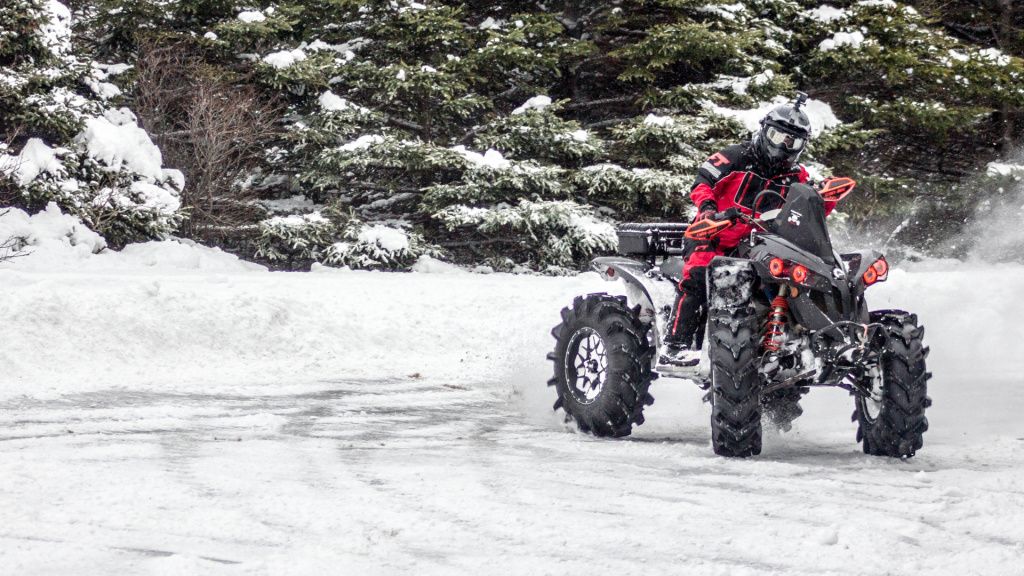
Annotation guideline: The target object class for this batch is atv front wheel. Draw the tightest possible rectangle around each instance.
[855,311,931,458]
[707,259,762,457]
[548,293,655,437]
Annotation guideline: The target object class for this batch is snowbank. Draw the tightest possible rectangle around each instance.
[1,204,1022,413]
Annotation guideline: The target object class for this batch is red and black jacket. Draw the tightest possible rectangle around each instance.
[690,143,835,249]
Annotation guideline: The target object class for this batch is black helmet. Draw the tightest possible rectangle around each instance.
[754,92,812,170]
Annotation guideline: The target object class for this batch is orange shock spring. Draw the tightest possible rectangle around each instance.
[763,295,789,352]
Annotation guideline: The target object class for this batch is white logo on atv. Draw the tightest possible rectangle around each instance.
[833,267,846,279]
[788,210,802,226]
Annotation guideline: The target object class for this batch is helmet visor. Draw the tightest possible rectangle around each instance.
[765,126,806,152]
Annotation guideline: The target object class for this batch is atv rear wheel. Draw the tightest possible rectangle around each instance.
[707,259,762,457]
[855,311,931,458]
[548,293,655,437]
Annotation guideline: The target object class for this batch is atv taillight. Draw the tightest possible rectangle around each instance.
[872,257,888,278]
[769,257,786,277]
[791,265,809,284]
[863,257,888,286]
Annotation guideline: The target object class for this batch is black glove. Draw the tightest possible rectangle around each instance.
[697,201,718,221]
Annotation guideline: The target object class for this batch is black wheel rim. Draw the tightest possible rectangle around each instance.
[564,327,607,405]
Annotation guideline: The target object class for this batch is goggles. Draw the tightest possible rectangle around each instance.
[765,125,806,152]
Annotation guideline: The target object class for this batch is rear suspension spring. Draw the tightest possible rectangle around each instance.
[763,294,789,352]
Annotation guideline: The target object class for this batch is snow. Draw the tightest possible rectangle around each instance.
[698,2,745,20]
[450,145,511,170]
[410,254,466,274]
[356,224,409,253]
[3,210,1024,573]
[709,96,842,137]
[804,5,847,23]
[478,17,502,30]
[569,129,589,142]
[512,95,552,115]
[0,138,63,186]
[203,31,218,40]
[819,30,866,52]
[237,10,266,23]
[857,0,897,7]
[0,241,1023,572]
[262,49,307,69]
[978,48,1012,66]
[76,111,164,181]
[339,135,385,152]
[395,68,406,81]
[986,162,1024,178]
[38,0,72,57]
[642,113,675,127]
[317,90,368,113]
[0,203,106,261]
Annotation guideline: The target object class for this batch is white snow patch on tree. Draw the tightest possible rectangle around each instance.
[318,90,368,113]
[512,95,552,115]
[449,146,511,170]
[263,49,307,69]
[0,138,63,186]
[709,96,842,137]
[75,112,165,181]
[987,162,1024,178]
[38,0,73,57]
[340,135,385,152]
[642,114,675,127]
[819,31,866,52]
[804,5,847,23]
[0,203,107,259]
[357,224,410,253]
[237,10,266,23]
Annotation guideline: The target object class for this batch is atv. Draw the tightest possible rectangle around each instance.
[546,178,931,457]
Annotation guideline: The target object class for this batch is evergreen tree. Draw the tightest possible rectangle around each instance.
[0,0,182,247]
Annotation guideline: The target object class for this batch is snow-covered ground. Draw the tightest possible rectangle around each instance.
[1,211,1023,574]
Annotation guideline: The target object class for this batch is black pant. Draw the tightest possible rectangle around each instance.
[666,267,708,348]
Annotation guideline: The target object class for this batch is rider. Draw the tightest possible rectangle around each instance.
[665,93,838,365]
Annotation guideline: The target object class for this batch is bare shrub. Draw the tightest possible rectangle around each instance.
[133,38,279,244]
